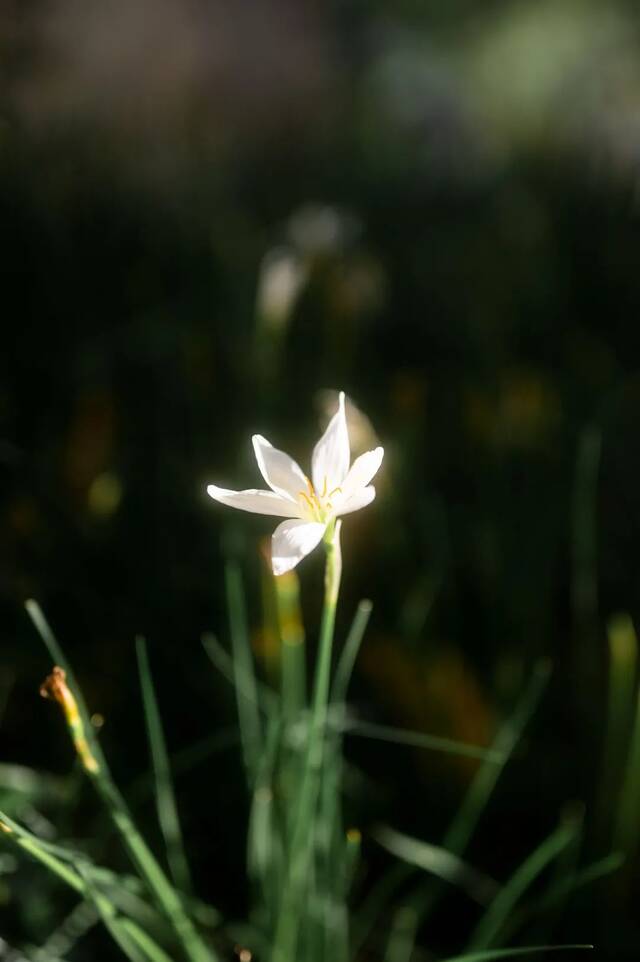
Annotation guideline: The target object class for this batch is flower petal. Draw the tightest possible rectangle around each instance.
[271,519,326,575]
[207,484,299,518]
[335,485,376,516]
[312,391,350,492]
[341,447,384,501]
[252,435,308,501]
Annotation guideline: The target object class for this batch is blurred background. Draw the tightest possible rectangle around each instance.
[3,0,640,958]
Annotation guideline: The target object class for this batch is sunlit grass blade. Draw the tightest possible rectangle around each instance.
[469,819,581,952]
[225,561,264,787]
[597,614,637,844]
[374,825,498,904]
[613,683,640,859]
[136,636,193,895]
[25,601,217,962]
[441,946,593,962]
[332,600,373,705]
[342,718,504,762]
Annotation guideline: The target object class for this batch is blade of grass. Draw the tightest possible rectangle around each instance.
[529,806,584,947]
[384,905,419,962]
[446,660,551,856]
[442,946,593,962]
[0,808,86,895]
[613,683,640,858]
[597,614,637,845]
[308,602,372,962]
[225,561,264,788]
[78,871,153,962]
[271,522,342,962]
[25,601,217,962]
[332,600,373,705]
[315,596,374,962]
[1,809,172,962]
[201,633,276,713]
[315,731,349,962]
[469,820,581,952]
[78,860,219,937]
[0,763,68,804]
[127,727,238,810]
[352,660,551,955]
[504,852,623,937]
[136,636,193,895]
[78,863,175,962]
[36,900,98,961]
[342,719,503,763]
[247,714,284,927]
[374,825,498,904]
[122,921,179,962]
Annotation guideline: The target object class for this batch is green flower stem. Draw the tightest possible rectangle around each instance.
[271,521,343,962]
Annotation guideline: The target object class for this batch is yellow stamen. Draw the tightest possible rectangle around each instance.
[298,491,316,513]
[321,476,328,498]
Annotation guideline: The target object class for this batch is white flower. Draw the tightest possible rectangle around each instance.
[207,392,383,576]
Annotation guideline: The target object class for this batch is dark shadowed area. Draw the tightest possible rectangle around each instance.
[3,1,640,959]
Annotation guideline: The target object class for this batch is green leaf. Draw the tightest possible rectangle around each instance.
[136,636,193,895]
[331,599,373,705]
[469,821,580,951]
[225,561,264,787]
[342,719,504,763]
[374,825,497,904]
[442,945,593,962]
